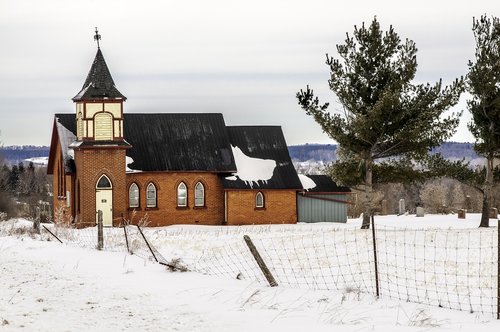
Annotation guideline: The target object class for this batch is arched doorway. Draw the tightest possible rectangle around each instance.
[96,174,113,226]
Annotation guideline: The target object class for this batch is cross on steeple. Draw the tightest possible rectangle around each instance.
[94,27,101,49]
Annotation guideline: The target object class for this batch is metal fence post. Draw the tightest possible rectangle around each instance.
[243,235,278,287]
[371,215,380,298]
[97,210,103,250]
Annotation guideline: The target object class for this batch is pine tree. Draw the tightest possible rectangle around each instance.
[297,17,463,228]
[467,15,500,227]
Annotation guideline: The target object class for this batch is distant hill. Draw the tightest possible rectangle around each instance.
[0,146,50,166]
[0,142,481,168]
[289,142,480,162]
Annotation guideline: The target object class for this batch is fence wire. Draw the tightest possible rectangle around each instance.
[195,226,499,317]
[44,222,499,317]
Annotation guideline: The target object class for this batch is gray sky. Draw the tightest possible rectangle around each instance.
[0,0,498,146]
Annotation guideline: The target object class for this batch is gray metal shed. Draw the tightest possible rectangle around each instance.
[297,175,351,223]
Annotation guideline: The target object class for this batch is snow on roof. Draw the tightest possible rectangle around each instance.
[73,83,92,100]
[225,146,276,188]
[298,174,317,191]
[126,156,142,173]
[56,118,76,161]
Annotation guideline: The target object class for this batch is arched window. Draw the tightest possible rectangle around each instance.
[94,112,113,141]
[255,192,264,208]
[96,174,112,189]
[146,183,157,208]
[177,182,187,207]
[129,183,139,208]
[194,182,205,207]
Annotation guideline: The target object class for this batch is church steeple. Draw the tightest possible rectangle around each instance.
[72,34,126,102]
[73,28,126,142]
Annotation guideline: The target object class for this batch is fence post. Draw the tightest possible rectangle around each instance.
[33,207,41,234]
[123,215,130,254]
[497,218,499,320]
[243,235,278,287]
[137,225,158,263]
[42,225,63,243]
[371,215,380,298]
[97,210,103,250]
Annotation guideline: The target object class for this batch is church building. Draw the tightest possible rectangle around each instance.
[47,31,305,228]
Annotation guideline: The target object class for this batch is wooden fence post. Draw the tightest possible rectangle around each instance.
[371,215,380,298]
[123,216,130,254]
[33,207,41,234]
[97,210,103,250]
[137,225,158,263]
[42,225,63,243]
[243,235,278,287]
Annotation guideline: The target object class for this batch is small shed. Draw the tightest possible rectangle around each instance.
[297,174,351,223]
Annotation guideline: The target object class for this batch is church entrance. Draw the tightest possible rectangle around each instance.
[96,175,113,227]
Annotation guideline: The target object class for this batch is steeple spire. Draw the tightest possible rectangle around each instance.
[94,27,101,49]
[72,29,126,102]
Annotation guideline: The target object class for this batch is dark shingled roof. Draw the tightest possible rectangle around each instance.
[55,113,236,172]
[220,126,302,190]
[304,175,351,193]
[124,113,235,172]
[72,48,126,101]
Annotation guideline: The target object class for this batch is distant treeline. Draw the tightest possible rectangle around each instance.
[288,142,479,162]
[0,142,479,165]
[0,146,50,165]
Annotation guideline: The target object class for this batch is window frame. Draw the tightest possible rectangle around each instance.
[96,174,112,189]
[129,183,140,208]
[146,183,157,208]
[177,182,188,207]
[194,182,205,207]
[255,191,265,208]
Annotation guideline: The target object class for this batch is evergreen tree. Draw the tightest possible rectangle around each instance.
[297,17,463,228]
[8,165,19,193]
[467,15,500,227]
[18,161,25,175]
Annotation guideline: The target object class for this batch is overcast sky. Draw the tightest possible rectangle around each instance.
[0,0,498,146]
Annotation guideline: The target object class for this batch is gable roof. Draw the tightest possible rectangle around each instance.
[220,126,302,190]
[47,115,77,174]
[72,48,126,101]
[302,175,351,193]
[54,113,236,172]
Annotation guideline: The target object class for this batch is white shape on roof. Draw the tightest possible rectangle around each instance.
[298,174,316,191]
[225,146,276,188]
[126,156,142,173]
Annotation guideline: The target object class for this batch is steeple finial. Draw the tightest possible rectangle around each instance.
[94,27,101,49]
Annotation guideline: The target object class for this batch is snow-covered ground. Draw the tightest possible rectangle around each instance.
[0,215,499,331]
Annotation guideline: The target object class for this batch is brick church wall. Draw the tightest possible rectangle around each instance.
[74,148,127,228]
[124,172,225,226]
[226,190,297,225]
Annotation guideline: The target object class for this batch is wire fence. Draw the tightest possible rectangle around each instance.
[43,220,500,318]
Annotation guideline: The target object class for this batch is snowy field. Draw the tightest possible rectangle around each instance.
[0,214,499,331]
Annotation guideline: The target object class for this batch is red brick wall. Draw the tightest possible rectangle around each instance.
[50,141,74,225]
[226,190,297,225]
[124,172,225,226]
[74,148,127,228]
[52,143,298,227]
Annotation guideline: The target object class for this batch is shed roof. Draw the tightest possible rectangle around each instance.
[220,126,302,190]
[72,48,126,101]
[302,175,351,193]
